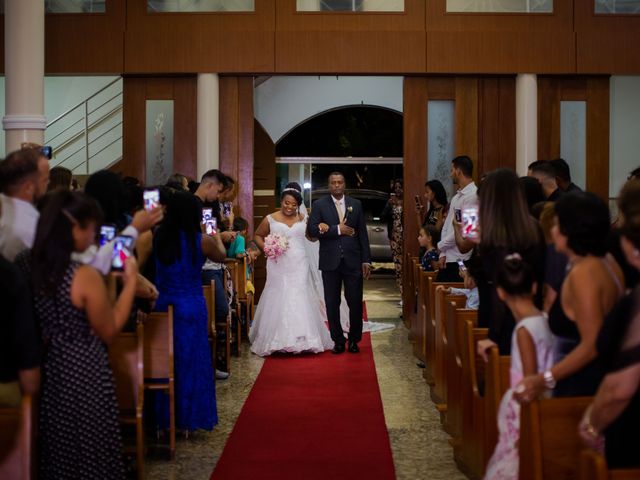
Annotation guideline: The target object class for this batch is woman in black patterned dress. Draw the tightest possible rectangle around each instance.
[17,191,138,479]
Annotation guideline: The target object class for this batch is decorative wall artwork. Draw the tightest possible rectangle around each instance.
[146,100,174,185]
[428,100,456,197]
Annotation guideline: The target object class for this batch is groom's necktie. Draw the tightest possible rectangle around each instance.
[335,201,344,222]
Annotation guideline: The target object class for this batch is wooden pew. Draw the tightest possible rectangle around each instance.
[457,319,488,480]
[405,254,419,331]
[224,259,242,353]
[580,450,640,480]
[433,287,466,415]
[0,394,33,480]
[237,256,254,339]
[143,306,176,459]
[441,296,471,437]
[109,322,145,480]
[203,280,234,374]
[427,279,464,403]
[519,396,592,480]
[413,269,436,363]
[483,346,511,468]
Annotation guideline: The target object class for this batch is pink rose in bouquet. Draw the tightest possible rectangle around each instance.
[263,233,289,261]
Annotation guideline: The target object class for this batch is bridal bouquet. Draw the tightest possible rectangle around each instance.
[263,233,289,261]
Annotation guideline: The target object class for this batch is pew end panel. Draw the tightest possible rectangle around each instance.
[520,396,592,480]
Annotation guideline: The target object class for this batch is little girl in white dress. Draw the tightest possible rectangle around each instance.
[484,254,554,480]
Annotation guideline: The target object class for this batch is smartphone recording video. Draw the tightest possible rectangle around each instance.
[111,235,134,272]
[222,202,232,217]
[461,207,480,239]
[143,189,160,211]
[205,218,217,236]
[202,208,213,223]
[41,146,53,160]
[99,224,116,247]
[457,259,467,272]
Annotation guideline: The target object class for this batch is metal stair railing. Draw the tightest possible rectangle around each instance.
[45,77,123,174]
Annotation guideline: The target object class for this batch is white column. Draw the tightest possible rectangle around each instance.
[197,73,219,179]
[3,0,45,153]
[516,73,538,177]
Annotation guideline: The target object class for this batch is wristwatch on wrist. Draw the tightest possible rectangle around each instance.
[543,370,557,390]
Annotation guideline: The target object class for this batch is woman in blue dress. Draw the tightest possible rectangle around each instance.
[153,191,227,431]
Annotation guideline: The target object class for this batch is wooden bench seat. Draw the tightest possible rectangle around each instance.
[580,450,640,480]
[109,322,145,480]
[0,394,33,480]
[519,396,592,479]
[456,319,488,480]
[442,299,475,439]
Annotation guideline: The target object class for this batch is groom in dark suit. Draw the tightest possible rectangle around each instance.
[307,172,372,354]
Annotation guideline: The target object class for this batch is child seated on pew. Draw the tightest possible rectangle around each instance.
[418,225,440,272]
[484,254,554,480]
[227,217,249,259]
[437,260,479,310]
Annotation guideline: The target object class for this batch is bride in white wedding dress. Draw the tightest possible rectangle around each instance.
[249,188,334,356]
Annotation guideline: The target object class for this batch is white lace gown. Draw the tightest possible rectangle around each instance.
[249,215,334,356]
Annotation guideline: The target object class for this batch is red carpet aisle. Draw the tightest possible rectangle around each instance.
[211,333,396,480]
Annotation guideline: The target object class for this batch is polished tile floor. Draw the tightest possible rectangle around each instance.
[145,276,466,479]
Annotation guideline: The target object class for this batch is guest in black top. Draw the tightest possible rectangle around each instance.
[455,169,545,357]
[551,158,582,194]
[516,192,624,403]
[579,179,640,468]
[530,161,564,202]
[0,255,40,403]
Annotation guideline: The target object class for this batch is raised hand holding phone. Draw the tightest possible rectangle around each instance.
[111,235,134,272]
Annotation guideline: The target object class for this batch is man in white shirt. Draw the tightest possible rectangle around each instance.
[0,148,49,261]
[436,155,478,282]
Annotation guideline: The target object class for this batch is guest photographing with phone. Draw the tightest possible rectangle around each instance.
[435,156,478,282]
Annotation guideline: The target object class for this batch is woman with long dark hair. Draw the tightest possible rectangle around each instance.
[16,190,138,479]
[153,191,227,432]
[420,179,448,232]
[472,169,546,356]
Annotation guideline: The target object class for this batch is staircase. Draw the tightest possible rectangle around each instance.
[45,77,123,174]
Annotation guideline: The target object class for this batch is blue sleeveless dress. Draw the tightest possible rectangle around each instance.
[154,232,217,430]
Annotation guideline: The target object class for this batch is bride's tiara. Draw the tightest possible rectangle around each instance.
[282,187,301,193]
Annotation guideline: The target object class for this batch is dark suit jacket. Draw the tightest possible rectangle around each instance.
[307,195,371,272]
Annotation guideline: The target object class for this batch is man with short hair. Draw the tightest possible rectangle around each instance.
[530,161,563,201]
[436,156,478,282]
[195,170,237,378]
[0,148,49,260]
[550,158,582,193]
[527,160,547,177]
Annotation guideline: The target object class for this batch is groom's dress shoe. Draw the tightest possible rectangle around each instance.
[348,341,360,354]
[332,344,346,354]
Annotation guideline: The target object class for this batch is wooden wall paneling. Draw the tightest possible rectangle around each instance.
[172,77,198,180]
[537,76,561,161]
[454,77,479,180]
[219,76,255,233]
[585,77,610,200]
[275,0,426,73]
[575,1,640,74]
[252,120,277,302]
[402,77,429,321]
[237,78,255,235]
[478,77,516,175]
[219,77,240,179]
[425,0,575,74]
[124,0,275,73]
[121,77,147,181]
[44,0,125,74]
[121,76,197,184]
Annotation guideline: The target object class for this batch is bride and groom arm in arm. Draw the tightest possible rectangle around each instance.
[306,173,372,354]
